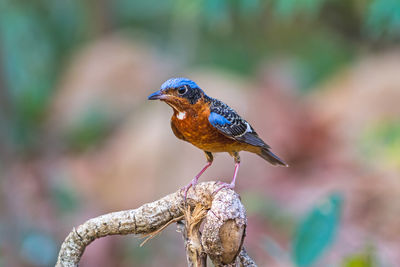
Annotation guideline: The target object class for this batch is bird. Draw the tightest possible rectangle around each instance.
[148,77,288,197]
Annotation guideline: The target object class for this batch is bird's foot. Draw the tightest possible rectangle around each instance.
[181,178,198,201]
[212,181,235,196]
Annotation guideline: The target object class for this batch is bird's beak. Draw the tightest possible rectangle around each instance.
[148,90,167,100]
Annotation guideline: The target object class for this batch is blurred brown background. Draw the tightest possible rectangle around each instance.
[0,0,400,266]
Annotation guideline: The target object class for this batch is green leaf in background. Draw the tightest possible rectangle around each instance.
[359,119,400,169]
[342,246,376,267]
[292,193,343,267]
[343,255,373,267]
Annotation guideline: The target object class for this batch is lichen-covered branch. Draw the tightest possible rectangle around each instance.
[201,186,247,266]
[56,181,257,267]
[239,248,257,267]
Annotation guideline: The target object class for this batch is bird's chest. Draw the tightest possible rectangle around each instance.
[171,109,231,151]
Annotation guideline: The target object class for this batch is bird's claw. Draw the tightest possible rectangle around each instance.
[213,181,235,196]
[181,179,198,201]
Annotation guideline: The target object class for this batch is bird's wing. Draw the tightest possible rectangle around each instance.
[208,99,269,148]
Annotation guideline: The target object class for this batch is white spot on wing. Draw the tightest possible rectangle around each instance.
[245,122,252,133]
[177,111,186,120]
[237,122,252,137]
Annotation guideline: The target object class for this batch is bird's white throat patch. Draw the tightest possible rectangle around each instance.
[177,111,186,120]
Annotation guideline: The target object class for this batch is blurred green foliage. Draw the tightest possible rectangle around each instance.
[1,0,399,154]
[50,181,80,214]
[273,0,327,19]
[366,0,400,39]
[1,2,56,151]
[0,0,398,266]
[0,0,87,154]
[242,192,295,233]
[342,246,376,267]
[65,107,114,152]
[292,193,343,266]
[360,119,400,168]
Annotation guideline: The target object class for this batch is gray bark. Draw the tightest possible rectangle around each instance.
[56,181,257,267]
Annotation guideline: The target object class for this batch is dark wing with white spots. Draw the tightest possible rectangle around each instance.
[208,98,268,148]
[207,97,288,166]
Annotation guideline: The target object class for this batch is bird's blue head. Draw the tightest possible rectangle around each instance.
[160,78,200,91]
[148,78,205,106]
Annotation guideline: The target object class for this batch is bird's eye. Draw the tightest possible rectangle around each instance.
[178,86,188,95]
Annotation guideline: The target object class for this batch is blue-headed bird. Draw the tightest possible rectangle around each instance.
[148,78,288,197]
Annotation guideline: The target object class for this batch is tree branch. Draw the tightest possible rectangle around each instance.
[56,181,257,266]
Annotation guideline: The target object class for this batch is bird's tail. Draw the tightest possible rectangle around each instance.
[257,146,288,167]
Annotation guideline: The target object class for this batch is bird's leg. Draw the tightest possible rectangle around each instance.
[182,151,213,200]
[214,152,240,194]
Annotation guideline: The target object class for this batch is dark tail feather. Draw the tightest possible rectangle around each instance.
[258,147,288,167]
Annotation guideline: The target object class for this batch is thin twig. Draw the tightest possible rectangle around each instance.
[140,215,184,246]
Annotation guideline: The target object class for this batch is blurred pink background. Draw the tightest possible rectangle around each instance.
[1,1,400,266]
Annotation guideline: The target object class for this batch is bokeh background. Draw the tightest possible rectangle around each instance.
[1,0,400,266]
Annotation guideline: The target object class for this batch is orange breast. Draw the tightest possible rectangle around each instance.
[170,102,246,153]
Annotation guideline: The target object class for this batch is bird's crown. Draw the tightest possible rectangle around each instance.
[160,77,200,90]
